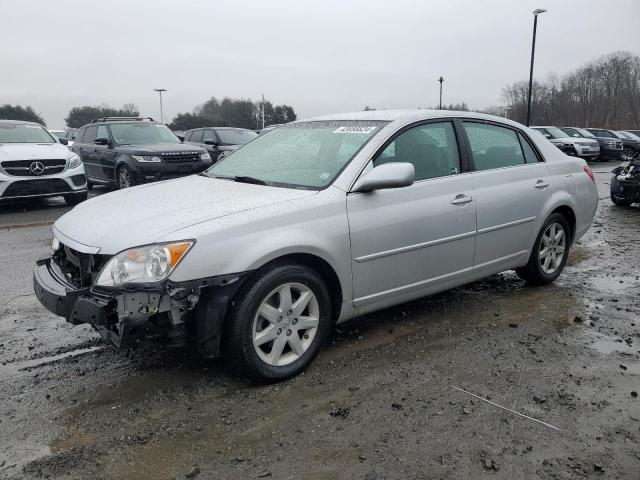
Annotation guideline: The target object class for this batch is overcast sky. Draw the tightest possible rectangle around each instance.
[2,0,639,127]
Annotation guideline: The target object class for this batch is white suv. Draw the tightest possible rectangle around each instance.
[0,120,88,206]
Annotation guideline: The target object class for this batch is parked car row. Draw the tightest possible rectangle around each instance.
[532,125,640,162]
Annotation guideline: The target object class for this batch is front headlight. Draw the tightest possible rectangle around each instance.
[67,155,82,169]
[132,155,162,163]
[200,152,211,161]
[95,241,194,287]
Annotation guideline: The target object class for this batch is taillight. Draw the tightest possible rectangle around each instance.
[583,165,596,183]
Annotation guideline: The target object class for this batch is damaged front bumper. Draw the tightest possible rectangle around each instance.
[611,162,640,204]
[33,256,247,356]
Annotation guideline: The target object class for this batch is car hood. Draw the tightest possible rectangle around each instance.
[118,143,207,155]
[0,143,72,161]
[54,175,317,254]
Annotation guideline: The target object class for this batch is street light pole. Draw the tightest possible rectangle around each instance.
[438,76,444,109]
[153,88,167,123]
[526,9,546,126]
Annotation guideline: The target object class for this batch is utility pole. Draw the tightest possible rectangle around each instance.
[526,9,546,126]
[438,76,444,110]
[153,88,167,123]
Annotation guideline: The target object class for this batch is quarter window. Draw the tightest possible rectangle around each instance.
[463,122,526,171]
[84,126,97,144]
[518,133,539,164]
[373,122,461,181]
[75,127,86,143]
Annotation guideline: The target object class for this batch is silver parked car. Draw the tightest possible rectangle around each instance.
[33,110,598,381]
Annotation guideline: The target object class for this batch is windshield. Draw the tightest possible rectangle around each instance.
[110,123,180,145]
[0,123,55,144]
[205,121,386,189]
[577,128,594,137]
[587,128,616,139]
[622,131,640,141]
[543,127,568,139]
[217,129,258,145]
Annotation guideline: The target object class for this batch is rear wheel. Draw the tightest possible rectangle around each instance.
[222,263,332,382]
[516,213,570,285]
[116,165,135,189]
[63,192,88,207]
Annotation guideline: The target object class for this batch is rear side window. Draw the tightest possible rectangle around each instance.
[518,133,540,164]
[463,122,526,171]
[374,121,460,181]
[190,130,203,143]
[84,126,97,144]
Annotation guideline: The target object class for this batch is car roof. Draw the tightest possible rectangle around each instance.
[185,127,254,131]
[303,109,525,128]
[0,119,42,126]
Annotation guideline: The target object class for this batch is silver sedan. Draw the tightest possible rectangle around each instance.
[34,110,599,382]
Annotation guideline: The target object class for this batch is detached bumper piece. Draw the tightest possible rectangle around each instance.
[33,256,248,355]
[611,163,640,204]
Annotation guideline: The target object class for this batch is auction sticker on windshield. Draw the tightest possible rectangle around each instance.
[333,126,378,134]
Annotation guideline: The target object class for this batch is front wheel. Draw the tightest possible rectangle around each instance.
[222,263,332,382]
[116,165,135,189]
[621,148,636,162]
[516,213,571,286]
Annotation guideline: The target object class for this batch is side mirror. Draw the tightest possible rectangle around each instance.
[572,134,580,138]
[544,134,551,139]
[204,139,218,146]
[352,162,415,192]
[94,137,109,146]
[58,138,68,145]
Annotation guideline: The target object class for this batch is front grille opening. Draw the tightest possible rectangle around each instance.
[52,244,111,288]
[2,178,70,197]
[1,159,66,177]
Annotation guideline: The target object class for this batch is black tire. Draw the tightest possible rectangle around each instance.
[222,263,332,383]
[116,164,135,189]
[611,194,631,207]
[516,213,571,286]
[63,191,88,207]
[86,178,93,190]
[621,148,636,162]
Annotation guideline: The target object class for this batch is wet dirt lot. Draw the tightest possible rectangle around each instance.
[1,167,638,480]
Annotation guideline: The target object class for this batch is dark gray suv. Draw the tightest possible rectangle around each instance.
[71,117,212,189]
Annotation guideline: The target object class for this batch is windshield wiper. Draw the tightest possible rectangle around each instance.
[206,174,268,185]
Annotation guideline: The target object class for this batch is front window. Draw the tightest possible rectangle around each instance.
[110,123,181,145]
[205,121,386,189]
[216,129,258,145]
[0,123,56,144]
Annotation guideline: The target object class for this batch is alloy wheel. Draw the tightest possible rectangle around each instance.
[251,282,319,367]
[539,222,566,274]
[621,148,635,161]
[118,168,131,189]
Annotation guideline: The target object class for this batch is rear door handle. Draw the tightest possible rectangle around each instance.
[534,180,550,189]
[451,194,473,205]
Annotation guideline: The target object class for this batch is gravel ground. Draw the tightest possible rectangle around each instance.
[0,165,638,480]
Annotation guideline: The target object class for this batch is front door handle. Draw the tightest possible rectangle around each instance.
[534,180,550,189]
[451,194,473,205]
